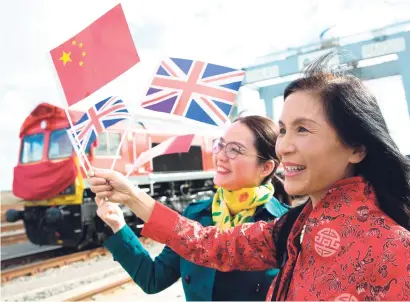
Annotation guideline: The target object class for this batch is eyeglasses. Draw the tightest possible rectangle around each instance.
[212,138,267,160]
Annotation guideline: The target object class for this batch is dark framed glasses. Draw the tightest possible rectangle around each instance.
[212,138,267,160]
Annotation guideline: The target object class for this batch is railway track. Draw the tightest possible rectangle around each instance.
[1,221,24,232]
[65,275,133,301]
[1,247,108,283]
[1,245,67,270]
[1,237,165,301]
[1,231,27,246]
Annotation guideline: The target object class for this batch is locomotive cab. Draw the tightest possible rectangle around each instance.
[8,103,92,247]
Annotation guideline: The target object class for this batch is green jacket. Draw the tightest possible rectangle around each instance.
[105,197,288,301]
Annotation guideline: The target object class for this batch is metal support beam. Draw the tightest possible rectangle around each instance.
[242,21,410,120]
[398,50,410,117]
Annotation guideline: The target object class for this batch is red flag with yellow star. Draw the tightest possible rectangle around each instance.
[50,4,140,106]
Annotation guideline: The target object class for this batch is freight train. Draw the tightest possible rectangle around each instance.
[6,103,220,249]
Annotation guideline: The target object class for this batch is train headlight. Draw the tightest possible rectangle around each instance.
[60,184,75,195]
[40,120,47,129]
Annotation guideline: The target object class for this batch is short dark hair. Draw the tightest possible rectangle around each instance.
[284,52,410,229]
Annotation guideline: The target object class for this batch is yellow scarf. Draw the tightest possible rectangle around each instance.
[212,182,274,230]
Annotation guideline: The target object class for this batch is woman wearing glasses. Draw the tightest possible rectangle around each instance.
[89,53,410,301]
[92,115,289,301]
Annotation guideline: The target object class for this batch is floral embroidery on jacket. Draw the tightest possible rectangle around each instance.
[142,177,410,301]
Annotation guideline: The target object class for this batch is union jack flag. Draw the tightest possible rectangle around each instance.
[141,58,245,126]
[67,96,130,150]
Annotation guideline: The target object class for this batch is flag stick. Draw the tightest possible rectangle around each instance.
[110,117,133,170]
[110,128,127,170]
[120,60,160,177]
[66,129,88,176]
[126,161,136,178]
[64,108,93,173]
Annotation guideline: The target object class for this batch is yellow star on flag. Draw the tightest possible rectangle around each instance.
[59,51,72,65]
[79,42,83,48]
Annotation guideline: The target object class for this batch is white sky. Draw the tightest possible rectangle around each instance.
[1,0,410,190]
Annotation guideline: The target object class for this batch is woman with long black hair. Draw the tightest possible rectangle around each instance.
[89,53,410,301]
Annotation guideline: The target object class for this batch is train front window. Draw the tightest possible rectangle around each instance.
[20,133,44,163]
[49,129,73,160]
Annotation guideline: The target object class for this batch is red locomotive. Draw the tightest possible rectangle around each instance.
[6,102,219,248]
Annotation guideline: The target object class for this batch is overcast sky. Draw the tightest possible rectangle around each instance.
[1,0,410,190]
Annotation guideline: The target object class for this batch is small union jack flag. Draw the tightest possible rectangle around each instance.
[67,96,130,150]
[140,58,245,126]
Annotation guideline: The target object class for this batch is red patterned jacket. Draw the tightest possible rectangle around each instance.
[142,177,410,301]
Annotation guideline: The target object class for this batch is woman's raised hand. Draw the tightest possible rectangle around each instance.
[95,197,126,233]
[88,169,140,206]
[88,168,156,222]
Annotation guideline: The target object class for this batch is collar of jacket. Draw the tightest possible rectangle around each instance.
[190,195,289,219]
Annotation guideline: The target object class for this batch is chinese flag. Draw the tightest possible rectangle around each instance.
[50,4,140,106]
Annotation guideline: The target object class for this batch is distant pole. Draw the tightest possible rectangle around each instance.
[320,25,336,41]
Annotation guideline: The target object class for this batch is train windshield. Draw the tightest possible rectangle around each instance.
[48,129,73,160]
[20,133,44,163]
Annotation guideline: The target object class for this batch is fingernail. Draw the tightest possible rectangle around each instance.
[87,170,95,177]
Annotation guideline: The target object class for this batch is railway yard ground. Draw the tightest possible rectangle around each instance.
[1,237,185,301]
[1,195,185,301]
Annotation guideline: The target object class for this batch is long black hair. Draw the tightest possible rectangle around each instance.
[283,52,410,229]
